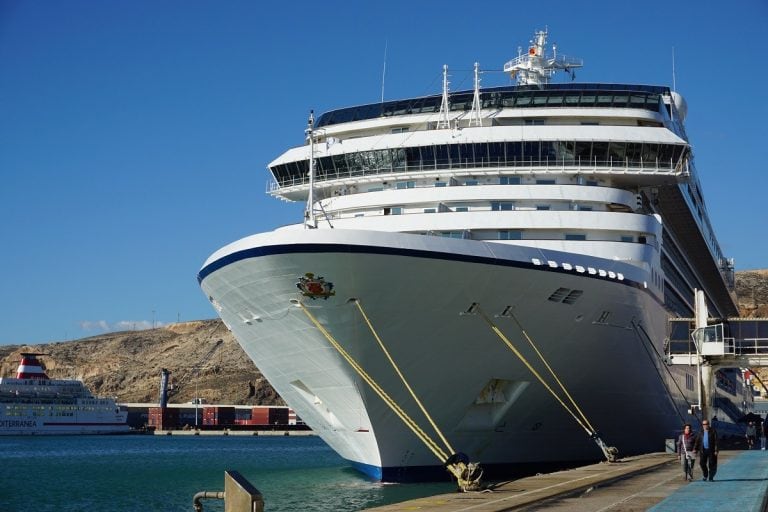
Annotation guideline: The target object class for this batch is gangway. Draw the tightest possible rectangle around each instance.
[665,290,768,420]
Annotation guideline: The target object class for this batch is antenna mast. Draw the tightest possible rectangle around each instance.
[304,111,317,229]
[503,29,583,88]
[381,40,388,104]
[437,64,451,129]
[469,62,482,127]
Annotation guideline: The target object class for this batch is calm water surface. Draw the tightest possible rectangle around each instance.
[0,435,452,511]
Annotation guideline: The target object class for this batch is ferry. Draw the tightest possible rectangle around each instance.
[198,29,745,482]
[0,353,129,435]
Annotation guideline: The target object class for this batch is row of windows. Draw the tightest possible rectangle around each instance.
[411,230,646,243]
[316,84,668,127]
[271,141,687,187]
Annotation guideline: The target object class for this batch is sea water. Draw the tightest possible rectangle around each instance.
[0,435,452,511]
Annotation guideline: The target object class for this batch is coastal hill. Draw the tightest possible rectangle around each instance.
[1,270,767,406]
[0,319,282,406]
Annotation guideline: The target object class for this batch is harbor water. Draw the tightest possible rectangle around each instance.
[0,434,453,511]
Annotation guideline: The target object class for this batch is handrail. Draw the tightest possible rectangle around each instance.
[268,158,679,192]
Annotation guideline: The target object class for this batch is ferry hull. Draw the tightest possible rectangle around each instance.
[200,229,696,481]
[0,418,130,436]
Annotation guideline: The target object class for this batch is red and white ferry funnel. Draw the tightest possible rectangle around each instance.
[16,353,50,379]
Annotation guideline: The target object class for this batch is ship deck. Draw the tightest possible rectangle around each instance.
[363,450,768,511]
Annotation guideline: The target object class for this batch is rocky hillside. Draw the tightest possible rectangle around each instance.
[1,270,766,405]
[0,320,282,406]
[735,269,768,318]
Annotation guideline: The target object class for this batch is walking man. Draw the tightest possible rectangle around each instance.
[694,419,719,481]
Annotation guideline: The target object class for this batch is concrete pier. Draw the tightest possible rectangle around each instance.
[365,450,768,511]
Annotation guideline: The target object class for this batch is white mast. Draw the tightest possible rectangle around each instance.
[304,110,317,229]
[469,62,482,127]
[503,29,583,88]
[437,64,450,129]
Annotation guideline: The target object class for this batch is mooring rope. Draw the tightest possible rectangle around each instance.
[295,301,450,463]
[352,298,456,457]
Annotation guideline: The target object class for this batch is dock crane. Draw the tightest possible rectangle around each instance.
[159,338,223,408]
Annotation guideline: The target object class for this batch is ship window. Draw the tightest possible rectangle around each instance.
[367,187,383,192]
[586,180,598,186]
[390,207,402,215]
[500,176,521,185]
[524,118,545,125]
[435,182,447,187]
[491,202,514,211]
[465,180,479,186]
[396,181,415,189]
[536,205,550,210]
[565,234,586,241]
[498,230,522,240]
[547,94,564,106]
[454,206,469,212]
[424,208,436,213]
[536,179,556,185]
[621,235,634,242]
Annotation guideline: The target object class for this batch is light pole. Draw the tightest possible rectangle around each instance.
[194,373,199,429]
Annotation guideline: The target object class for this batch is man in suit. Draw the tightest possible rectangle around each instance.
[694,419,719,481]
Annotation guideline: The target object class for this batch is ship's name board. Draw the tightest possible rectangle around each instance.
[0,420,37,428]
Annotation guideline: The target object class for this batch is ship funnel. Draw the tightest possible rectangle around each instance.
[16,353,50,380]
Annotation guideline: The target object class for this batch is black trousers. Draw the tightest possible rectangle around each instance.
[699,448,718,479]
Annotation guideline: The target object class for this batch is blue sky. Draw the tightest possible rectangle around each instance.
[1,1,767,345]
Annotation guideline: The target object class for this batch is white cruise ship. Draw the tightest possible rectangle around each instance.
[0,353,129,435]
[198,30,742,482]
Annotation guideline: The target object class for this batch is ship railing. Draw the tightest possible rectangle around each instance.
[268,156,680,192]
[734,338,768,355]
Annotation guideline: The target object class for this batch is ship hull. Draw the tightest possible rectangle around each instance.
[0,418,130,436]
[200,228,696,481]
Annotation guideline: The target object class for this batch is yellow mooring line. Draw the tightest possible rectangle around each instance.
[472,304,606,448]
[502,306,598,435]
[352,299,456,457]
[295,301,449,464]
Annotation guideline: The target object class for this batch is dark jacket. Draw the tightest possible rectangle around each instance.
[693,427,719,452]
[677,433,695,455]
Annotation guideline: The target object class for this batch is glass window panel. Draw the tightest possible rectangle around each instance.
[541,141,557,162]
[629,95,646,108]
[435,145,450,168]
[516,95,532,106]
[565,93,580,105]
[641,143,659,163]
[608,142,626,161]
[580,94,596,106]
[488,142,505,165]
[547,95,564,106]
[449,144,461,163]
[592,141,609,163]
[524,141,540,162]
[625,143,642,164]
[533,94,548,106]
[574,141,592,163]
[421,146,435,168]
[597,95,613,105]
[612,95,629,107]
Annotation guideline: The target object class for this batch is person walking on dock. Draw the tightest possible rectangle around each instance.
[746,421,756,450]
[677,423,696,481]
[694,419,719,481]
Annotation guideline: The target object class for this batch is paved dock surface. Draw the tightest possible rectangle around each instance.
[365,450,768,511]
